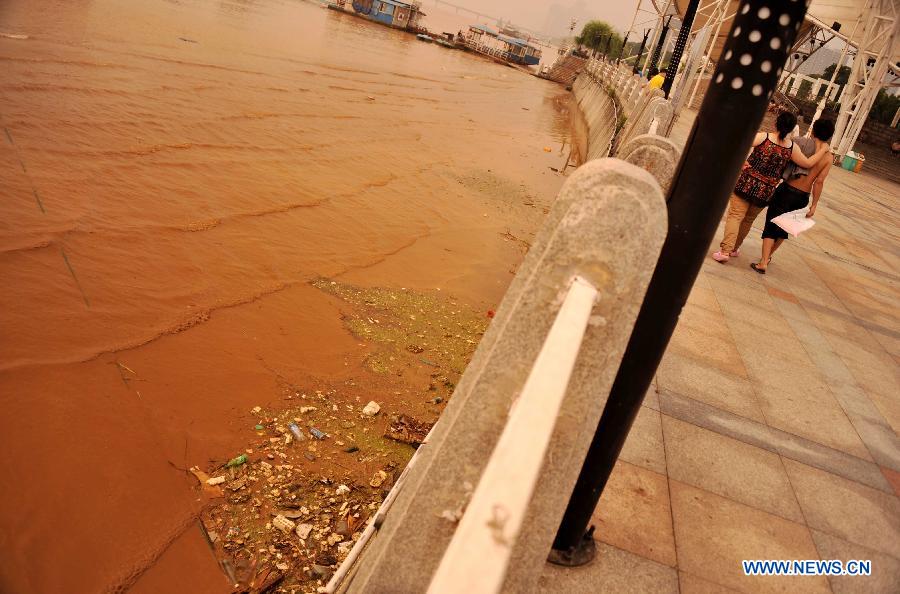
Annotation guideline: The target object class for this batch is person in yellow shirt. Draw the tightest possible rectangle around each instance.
[649,67,667,89]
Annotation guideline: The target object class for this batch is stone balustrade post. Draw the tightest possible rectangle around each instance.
[616,135,681,192]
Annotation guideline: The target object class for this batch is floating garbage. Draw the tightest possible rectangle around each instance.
[226,454,248,468]
[386,415,433,446]
[288,422,306,442]
[272,514,296,533]
[310,427,327,440]
[370,470,388,488]
[296,523,313,540]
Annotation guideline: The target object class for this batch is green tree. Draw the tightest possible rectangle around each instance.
[820,64,851,85]
[576,20,624,58]
[869,89,900,125]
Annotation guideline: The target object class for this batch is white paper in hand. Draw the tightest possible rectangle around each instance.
[772,207,816,237]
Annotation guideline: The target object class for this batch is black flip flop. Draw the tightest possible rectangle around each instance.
[750,263,766,275]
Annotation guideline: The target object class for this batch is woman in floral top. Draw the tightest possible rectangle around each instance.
[712,112,830,263]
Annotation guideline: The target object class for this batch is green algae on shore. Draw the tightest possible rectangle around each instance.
[312,278,488,386]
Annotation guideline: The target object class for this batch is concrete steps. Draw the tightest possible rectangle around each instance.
[541,55,587,86]
[851,142,900,184]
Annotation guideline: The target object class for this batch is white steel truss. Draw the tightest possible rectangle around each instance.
[832,0,899,158]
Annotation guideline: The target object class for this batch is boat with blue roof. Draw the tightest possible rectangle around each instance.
[463,24,542,67]
[347,0,425,31]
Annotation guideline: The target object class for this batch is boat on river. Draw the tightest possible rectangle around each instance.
[463,24,542,67]
[349,0,424,31]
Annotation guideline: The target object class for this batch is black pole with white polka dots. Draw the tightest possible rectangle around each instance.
[550,0,811,566]
[662,0,700,98]
[632,29,651,75]
[649,15,673,74]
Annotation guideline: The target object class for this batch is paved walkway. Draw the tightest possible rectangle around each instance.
[540,110,900,593]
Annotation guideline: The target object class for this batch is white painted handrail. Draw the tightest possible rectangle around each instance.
[426,276,598,594]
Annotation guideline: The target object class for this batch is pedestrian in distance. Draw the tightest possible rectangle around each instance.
[750,119,836,274]
[712,111,831,264]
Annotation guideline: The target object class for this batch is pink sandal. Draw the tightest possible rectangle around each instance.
[712,251,730,263]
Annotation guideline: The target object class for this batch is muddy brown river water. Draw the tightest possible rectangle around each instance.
[0,0,573,591]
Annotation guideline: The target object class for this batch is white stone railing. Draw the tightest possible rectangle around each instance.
[574,59,674,160]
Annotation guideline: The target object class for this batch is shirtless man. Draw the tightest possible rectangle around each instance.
[751,119,835,274]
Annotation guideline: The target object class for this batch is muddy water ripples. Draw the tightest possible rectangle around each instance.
[0,0,572,592]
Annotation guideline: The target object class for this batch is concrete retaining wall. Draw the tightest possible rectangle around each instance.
[572,73,618,161]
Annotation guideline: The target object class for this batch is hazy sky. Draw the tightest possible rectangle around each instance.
[428,0,638,36]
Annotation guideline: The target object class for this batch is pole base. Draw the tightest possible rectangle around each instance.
[547,527,596,567]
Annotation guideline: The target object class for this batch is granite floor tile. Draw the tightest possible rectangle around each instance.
[670,480,830,593]
[752,379,873,462]
[783,459,900,558]
[822,331,900,435]
[725,319,816,370]
[537,541,678,594]
[644,380,661,411]
[810,528,900,594]
[881,466,900,497]
[620,406,666,475]
[591,461,676,567]
[775,299,900,471]
[686,285,722,312]
[705,270,771,306]
[661,415,803,522]
[658,389,891,492]
[766,286,800,305]
[871,331,900,364]
[716,297,798,341]
[657,352,765,423]
[679,572,740,594]
[668,323,749,379]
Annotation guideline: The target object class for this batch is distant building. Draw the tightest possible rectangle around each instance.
[795,47,840,76]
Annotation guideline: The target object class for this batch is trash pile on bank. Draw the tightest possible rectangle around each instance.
[193,392,421,593]
[188,280,489,593]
